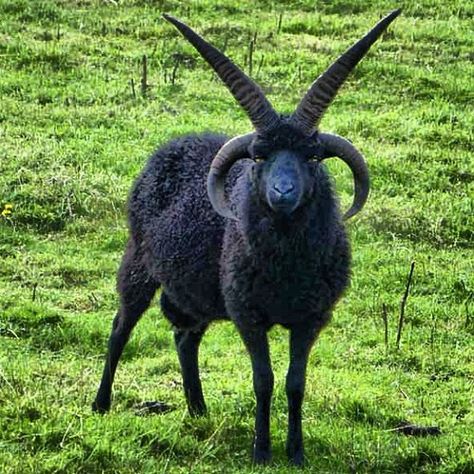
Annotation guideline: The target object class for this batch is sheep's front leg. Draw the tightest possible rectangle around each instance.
[286,323,320,466]
[238,326,274,464]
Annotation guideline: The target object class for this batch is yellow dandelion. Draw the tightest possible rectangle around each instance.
[1,204,13,217]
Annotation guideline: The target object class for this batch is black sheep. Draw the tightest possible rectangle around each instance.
[93,10,401,466]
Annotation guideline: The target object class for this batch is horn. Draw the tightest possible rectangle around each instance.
[318,133,369,219]
[163,14,280,132]
[207,133,255,220]
[291,9,401,134]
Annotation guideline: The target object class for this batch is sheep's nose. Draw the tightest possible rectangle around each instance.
[273,182,294,195]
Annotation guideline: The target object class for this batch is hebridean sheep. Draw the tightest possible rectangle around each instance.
[92,9,401,466]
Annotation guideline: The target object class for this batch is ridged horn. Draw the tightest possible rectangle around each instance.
[207,133,255,220]
[163,14,280,132]
[291,9,401,134]
[318,133,369,219]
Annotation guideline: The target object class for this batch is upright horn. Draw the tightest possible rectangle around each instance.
[163,14,280,132]
[291,9,401,134]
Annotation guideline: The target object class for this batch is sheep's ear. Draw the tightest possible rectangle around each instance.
[163,14,280,132]
[291,9,401,134]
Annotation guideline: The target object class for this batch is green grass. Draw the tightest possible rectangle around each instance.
[0,0,473,472]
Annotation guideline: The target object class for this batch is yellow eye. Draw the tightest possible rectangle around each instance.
[254,157,265,163]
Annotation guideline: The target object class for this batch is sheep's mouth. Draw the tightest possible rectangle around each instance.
[268,200,299,216]
[267,190,300,215]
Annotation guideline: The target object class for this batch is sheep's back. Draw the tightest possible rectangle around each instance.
[125,133,232,319]
[130,133,228,223]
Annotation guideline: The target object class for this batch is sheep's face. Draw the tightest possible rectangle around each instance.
[250,125,322,216]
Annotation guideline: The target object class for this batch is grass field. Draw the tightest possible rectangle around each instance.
[0,0,473,472]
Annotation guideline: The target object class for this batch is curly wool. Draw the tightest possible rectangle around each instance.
[123,132,351,331]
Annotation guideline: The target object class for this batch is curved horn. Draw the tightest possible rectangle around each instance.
[291,9,401,134]
[318,133,369,219]
[163,14,280,132]
[207,133,255,220]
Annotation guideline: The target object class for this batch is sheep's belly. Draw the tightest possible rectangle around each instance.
[155,254,227,326]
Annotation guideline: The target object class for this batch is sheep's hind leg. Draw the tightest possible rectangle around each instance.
[238,326,274,465]
[92,240,158,414]
[174,326,208,416]
[160,293,208,416]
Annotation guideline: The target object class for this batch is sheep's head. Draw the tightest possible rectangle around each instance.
[164,10,401,221]
[248,122,319,216]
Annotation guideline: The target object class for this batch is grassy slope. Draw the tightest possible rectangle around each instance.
[0,0,473,472]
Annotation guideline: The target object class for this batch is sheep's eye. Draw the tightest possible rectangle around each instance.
[254,157,265,163]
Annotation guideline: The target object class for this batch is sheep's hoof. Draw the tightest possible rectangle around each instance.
[188,401,207,417]
[288,448,304,467]
[135,401,174,415]
[92,398,110,414]
[253,447,272,465]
